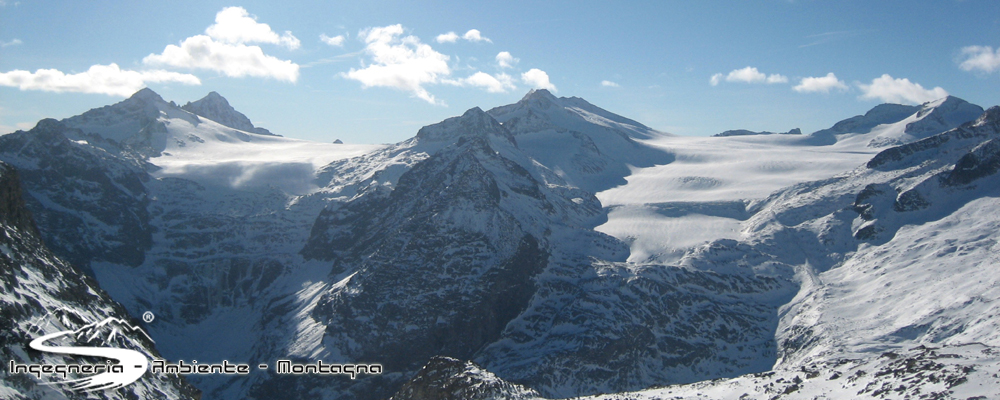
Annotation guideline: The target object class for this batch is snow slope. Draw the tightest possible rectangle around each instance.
[597,96,984,263]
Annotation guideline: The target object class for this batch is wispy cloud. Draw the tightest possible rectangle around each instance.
[522,68,556,92]
[0,39,22,47]
[344,24,451,105]
[958,45,1000,74]
[300,51,364,68]
[0,63,200,97]
[710,66,787,86]
[793,73,848,93]
[601,80,620,87]
[143,7,300,82]
[857,74,947,104]
[799,29,873,48]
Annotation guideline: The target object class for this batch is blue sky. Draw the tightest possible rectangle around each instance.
[1,1,999,143]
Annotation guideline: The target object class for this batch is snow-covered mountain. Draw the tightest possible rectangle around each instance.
[713,127,801,137]
[389,104,1000,399]
[181,91,279,137]
[3,87,998,400]
[0,161,199,400]
[486,89,674,193]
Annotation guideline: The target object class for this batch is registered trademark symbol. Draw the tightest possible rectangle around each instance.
[142,311,155,323]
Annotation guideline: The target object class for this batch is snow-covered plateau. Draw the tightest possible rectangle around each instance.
[1,88,998,399]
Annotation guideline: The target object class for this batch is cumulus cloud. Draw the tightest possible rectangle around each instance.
[710,66,787,86]
[1,39,22,47]
[144,35,300,82]
[857,74,948,104]
[320,34,345,47]
[496,51,518,69]
[0,63,200,97]
[601,80,620,87]
[793,72,848,93]
[436,29,491,43]
[958,45,1000,74]
[143,7,300,82]
[436,32,459,43]
[462,29,491,43]
[449,72,516,93]
[344,24,451,105]
[521,68,556,92]
[205,6,300,49]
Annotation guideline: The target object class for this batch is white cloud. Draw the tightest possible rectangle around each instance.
[436,32,459,43]
[449,72,516,93]
[143,7,301,82]
[0,63,200,97]
[766,74,789,84]
[436,29,491,44]
[793,72,848,93]
[462,29,491,43]
[601,80,620,87]
[205,6,300,49]
[958,45,1000,74]
[857,74,948,105]
[344,24,451,105]
[711,66,787,85]
[320,34,345,47]
[496,51,518,69]
[710,73,723,86]
[144,35,300,82]
[1,38,22,47]
[521,68,556,92]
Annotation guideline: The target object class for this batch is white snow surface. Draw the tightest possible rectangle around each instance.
[149,117,381,194]
[595,97,979,263]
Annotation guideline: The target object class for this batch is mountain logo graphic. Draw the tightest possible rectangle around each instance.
[23,317,151,392]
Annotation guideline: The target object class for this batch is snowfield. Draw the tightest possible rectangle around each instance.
[3,88,998,400]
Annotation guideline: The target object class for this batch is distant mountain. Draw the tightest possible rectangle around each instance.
[486,89,674,192]
[713,127,801,137]
[181,91,279,137]
[808,95,983,147]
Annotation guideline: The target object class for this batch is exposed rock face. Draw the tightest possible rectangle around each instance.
[389,357,539,400]
[0,119,153,271]
[713,127,801,137]
[0,161,199,400]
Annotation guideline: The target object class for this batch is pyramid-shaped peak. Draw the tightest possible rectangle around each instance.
[128,87,165,103]
[521,88,557,102]
[197,91,230,105]
[181,92,277,136]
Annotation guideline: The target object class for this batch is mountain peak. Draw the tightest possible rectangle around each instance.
[129,87,165,103]
[182,92,277,136]
[415,106,515,146]
[521,88,557,102]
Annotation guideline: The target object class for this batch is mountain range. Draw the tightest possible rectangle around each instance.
[0,87,998,399]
